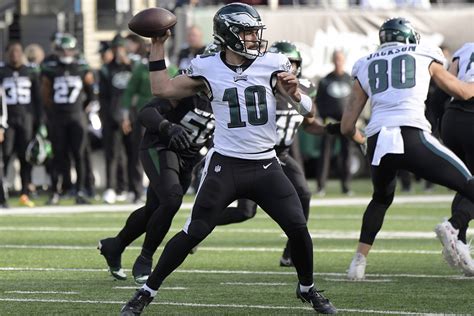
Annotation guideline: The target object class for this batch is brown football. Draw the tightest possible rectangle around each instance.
[128,7,177,38]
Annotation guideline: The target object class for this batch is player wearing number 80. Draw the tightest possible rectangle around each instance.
[41,33,95,204]
[121,2,336,315]
[341,17,474,281]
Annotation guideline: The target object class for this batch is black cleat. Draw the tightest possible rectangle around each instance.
[296,284,337,314]
[120,289,154,316]
[132,255,152,285]
[97,237,126,280]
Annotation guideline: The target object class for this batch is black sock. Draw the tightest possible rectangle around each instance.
[117,206,148,247]
[146,231,201,290]
[287,227,313,286]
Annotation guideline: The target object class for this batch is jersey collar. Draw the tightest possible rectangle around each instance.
[220,52,256,74]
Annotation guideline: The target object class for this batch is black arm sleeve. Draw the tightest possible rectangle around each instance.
[138,98,174,133]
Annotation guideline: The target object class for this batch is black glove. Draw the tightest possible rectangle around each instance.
[159,120,191,151]
[325,122,341,135]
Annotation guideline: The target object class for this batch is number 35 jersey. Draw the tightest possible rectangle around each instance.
[188,51,292,160]
[41,60,89,114]
[352,43,445,137]
[0,63,40,116]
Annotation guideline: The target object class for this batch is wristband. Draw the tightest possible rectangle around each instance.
[294,94,312,116]
[149,59,166,72]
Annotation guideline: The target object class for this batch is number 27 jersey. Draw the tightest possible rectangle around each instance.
[187,52,292,160]
[352,43,445,137]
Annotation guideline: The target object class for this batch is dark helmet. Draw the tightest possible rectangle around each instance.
[213,3,267,60]
[379,17,420,45]
[26,127,53,166]
[269,41,302,77]
[55,33,77,51]
[55,33,77,64]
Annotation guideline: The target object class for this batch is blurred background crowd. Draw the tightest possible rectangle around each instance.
[0,0,472,207]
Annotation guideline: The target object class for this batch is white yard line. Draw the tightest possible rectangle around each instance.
[113,286,188,290]
[220,282,289,286]
[0,297,459,315]
[0,194,454,216]
[323,278,393,283]
[4,291,79,295]
[0,267,470,280]
[1,226,472,239]
[0,244,449,254]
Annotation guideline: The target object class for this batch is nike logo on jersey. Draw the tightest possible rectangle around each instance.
[263,162,272,169]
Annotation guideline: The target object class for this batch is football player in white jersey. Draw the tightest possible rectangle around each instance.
[341,18,474,281]
[121,3,337,315]
[433,42,474,276]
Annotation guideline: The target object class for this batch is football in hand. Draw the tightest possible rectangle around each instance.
[128,7,177,38]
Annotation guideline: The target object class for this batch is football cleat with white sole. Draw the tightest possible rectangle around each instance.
[98,237,126,280]
[132,255,152,285]
[455,240,474,277]
[120,288,153,316]
[347,253,366,280]
[435,220,460,267]
[296,284,337,314]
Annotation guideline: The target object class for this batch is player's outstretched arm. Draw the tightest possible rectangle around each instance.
[149,31,206,99]
[430,62,474,101]
[341,80,368,141]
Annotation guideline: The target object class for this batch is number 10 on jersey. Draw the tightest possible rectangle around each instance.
[223,85,269,128]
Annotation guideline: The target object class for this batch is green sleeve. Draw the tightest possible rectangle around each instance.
[121,63,143,110]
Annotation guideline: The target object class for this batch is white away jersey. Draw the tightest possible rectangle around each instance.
[352,43,445,137]
[187,52,292,159]
[452,43,474,83]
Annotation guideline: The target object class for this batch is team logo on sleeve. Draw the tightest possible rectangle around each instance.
[187,65,194,75]
[281,60,292,72]
[233,67,248,82]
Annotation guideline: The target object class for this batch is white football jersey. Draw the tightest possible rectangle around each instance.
[187,52,292,159]
[352,43,445,137]
[452,43,474,83]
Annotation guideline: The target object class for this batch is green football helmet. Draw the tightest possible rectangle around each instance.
[56,33,77,64]
[213,3,267,60]
[379,17,420,45]
[56,33,77,50]
[269,41,302,77]
[26,126,53,166]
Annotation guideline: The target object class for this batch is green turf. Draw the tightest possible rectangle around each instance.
[0,181,471,315]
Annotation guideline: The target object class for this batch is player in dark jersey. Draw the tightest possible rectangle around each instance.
[98,93,214,282]
[0,41,42,207]
[40,33,94,205]
[0,86,8,207]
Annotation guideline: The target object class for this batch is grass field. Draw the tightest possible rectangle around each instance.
[0,180,472,315]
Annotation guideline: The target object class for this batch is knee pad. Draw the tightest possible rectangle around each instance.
[187,219,213,240]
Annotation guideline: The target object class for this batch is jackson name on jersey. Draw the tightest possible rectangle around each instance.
[352,43,445,137]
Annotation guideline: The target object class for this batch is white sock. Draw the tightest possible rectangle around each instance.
[299,283,314,293]
[142,284,157,297]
